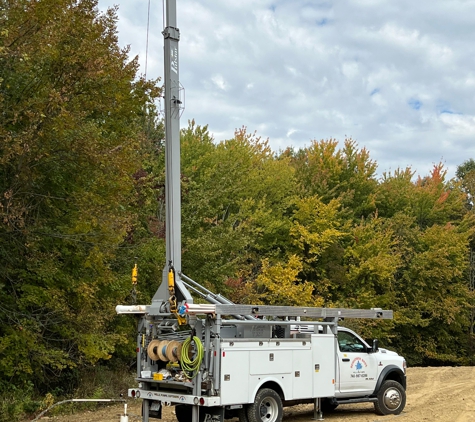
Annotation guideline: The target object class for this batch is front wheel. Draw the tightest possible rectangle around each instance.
[374,380,406,415]
[247,388,283,422]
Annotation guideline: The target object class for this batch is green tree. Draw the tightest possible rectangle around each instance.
[0,0,160,392]
[456,158,475,181]
[456,158,475,211]
[455,159,475,359]
[340,216,401,309]
[393,221,473,365]
[374,166,472,363]
[287,195,346,299]
[375,167,415,218]
[287,138,378,220]
[180,124,297,292]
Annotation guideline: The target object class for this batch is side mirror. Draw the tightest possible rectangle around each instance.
[371,339,379,353]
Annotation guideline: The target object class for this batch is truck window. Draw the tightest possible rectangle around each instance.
[338,331,366,353]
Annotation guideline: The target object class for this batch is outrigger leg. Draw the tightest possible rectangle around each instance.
[312,397,324,421]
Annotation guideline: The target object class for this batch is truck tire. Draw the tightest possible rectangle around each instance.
[238,406,250,422]
[374,380,406,415]
[321,398,338,412]
[247,388,283,422]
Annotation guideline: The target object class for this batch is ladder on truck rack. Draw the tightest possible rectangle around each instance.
[184,303,390,319]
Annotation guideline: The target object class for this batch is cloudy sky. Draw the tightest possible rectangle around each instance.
[98,0,475,179]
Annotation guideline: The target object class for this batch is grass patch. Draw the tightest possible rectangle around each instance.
[1,365,137,422]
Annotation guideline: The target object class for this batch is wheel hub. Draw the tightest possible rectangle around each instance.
[259,397,279,421]
[383,387,402,410]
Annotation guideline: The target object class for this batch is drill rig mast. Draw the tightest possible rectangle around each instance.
[149,0,192,315]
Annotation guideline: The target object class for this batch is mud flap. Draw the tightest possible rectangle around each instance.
[201,406,225,422]
[142,400,162,420]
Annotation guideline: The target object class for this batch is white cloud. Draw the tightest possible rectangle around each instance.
[210,74,228,91]
[98,0,475,178]
[440,114,475,137]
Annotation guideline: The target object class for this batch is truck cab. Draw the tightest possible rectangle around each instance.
[333,326,406,415]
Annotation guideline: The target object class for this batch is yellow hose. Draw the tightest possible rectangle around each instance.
[180,336,204,379]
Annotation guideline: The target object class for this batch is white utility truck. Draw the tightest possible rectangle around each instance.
[116,1,407,421]
[118,281,406,422]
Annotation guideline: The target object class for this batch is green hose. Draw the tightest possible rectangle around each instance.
[181,336,204,379]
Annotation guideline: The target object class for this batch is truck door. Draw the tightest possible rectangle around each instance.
[336,329,378,397]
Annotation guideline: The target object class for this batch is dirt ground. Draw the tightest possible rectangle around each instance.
[34,366,475,422]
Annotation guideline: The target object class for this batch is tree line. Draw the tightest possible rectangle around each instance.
[1,0,475,417]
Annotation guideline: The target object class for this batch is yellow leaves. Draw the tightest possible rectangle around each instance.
[290,196,345,262]
[251,255,322,307]
[76,281,99,298]
[40,393,55,411]
[345,217,401,289]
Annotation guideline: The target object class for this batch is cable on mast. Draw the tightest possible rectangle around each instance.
[145,0,151,78]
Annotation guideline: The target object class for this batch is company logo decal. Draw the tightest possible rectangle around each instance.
[350,357,367,370]
[350,357,368,379]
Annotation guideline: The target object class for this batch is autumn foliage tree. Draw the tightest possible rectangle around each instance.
[287,138,378,219]
[0,0,160,396]
[176,126,474,367]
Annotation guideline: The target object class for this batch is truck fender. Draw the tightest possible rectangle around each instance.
[372,365,406,395]
[248,377,286,404]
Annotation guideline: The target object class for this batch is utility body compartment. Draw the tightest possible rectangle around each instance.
[219,335,335,405]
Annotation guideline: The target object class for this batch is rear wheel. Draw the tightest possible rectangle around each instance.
[374,380,406,415]
[247,388,283,422]
[238,406,250,422]
[321,398,339,412]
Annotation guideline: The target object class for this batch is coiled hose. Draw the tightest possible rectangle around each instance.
[181,336,204,379]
